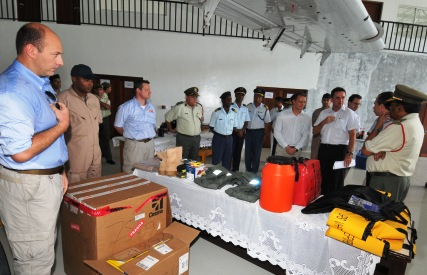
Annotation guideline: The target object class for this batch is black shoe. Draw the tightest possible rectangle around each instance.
[107,160,116,165]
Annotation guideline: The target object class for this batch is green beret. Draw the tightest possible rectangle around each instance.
[387,84,427,105]
[184,87,199,96]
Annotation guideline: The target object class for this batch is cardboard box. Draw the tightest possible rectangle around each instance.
[85,221,200,274]
[185,162,205,180]
[61,173,171,275]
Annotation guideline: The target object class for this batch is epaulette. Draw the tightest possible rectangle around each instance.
[215,107,221,112]
[248,102,253,106]
[243,104,247,107]
[175,101,184,106]
[198,102,203,106]
[265,105,269,110]
[232,108,237,113]
[392,118,406,125]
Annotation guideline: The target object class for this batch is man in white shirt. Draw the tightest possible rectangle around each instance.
[313,87,359,194]
[270,97,285,156]
[274,92,311,158]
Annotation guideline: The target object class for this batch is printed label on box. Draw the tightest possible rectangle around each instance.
[179,252,189,274]
[153,243,172,255]
[135,213,145,221]
[136,255,159,270]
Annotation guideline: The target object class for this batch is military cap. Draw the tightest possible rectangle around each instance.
[234,87,247,95]
[49,74,60,82]
[386,84,427,105]
[220,91,232,99]
[254,88,265,97]
[184,87,199,97]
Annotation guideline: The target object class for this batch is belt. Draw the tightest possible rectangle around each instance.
[370,172,400,177]
[213,131,232,137]
[129,138,153,143]
[320,143,347,147]
[177,132,200,138]
[2,165,64,175]
[246,128,264,132]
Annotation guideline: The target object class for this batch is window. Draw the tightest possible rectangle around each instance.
[397,5,427,26]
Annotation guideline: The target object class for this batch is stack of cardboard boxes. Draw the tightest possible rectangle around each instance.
[61,173,199,274]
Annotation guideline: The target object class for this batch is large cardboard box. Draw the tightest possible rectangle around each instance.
[61,173,171,275]
[85,221,200,274]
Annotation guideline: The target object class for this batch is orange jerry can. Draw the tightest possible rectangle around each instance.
[260,156,296,213]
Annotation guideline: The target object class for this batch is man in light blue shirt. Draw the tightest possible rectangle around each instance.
[210,92,238,170]
[231,87,251,171]
[0,23,69,275]
[245,88,271,173]
[114,79,156,172]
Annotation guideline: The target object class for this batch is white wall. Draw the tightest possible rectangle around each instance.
[0,21,320,126]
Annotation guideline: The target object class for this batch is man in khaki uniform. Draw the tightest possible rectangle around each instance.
[362,84,427,202]
[165,87,204,160]
[58,64,102,183]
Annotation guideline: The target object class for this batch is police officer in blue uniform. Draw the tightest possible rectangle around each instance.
[245,88,271,173]
[209,91,238,170]
[231,87,251,171]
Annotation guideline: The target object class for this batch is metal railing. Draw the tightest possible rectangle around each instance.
[0,0,264,40]
[381,20,427,53]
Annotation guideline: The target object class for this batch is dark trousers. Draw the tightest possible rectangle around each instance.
[245,129,264,173]
[212,133,233,170]
[231,132,245,171]
[271,137,278,156]
[318,143,347,195]
[176,133,201,160]
[99,116,112,161]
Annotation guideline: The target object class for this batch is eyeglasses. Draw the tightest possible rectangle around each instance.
[45,91,61,109]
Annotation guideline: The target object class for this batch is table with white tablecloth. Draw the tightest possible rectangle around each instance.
[133,169,381,275]
[112,132,213,152]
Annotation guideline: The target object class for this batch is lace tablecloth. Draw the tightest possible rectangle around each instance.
[112,132,213,152]
[133,169,380,275]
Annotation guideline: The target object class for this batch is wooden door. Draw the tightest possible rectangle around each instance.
[419,102,427,157]
[256,86,308,148]
[95,74,143,137]
[362,1,383,22]
[56,0,80,25]
[18,0,41,22]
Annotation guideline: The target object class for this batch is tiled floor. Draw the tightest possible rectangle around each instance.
[1,144,425,274]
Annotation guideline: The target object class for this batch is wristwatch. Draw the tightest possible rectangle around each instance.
[347,151,353,156]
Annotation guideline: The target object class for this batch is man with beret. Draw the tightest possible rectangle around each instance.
[115,78,156,172]
[269,96,286,156]
[245,88,271,173]
[210,92,238,170]
[49,74,61,94]
[311,93,331,159]
[165,87,204,160]
[58,64,102,183]
[362,84,427,201]
[314,87,358,194]
[231,87,251,171]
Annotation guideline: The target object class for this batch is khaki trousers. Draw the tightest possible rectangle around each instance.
[0,166,62,275]
[123,139,155,172]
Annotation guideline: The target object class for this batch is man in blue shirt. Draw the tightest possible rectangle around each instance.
[231,87,250,171]
[114,79,156,172]
[0,23,69,274]
[210,91,238,170]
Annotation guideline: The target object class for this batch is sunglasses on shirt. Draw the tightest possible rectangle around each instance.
[45,91,61,109]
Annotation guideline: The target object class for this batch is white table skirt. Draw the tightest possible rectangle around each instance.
[133,169,380,275]
[112,132,213,152]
